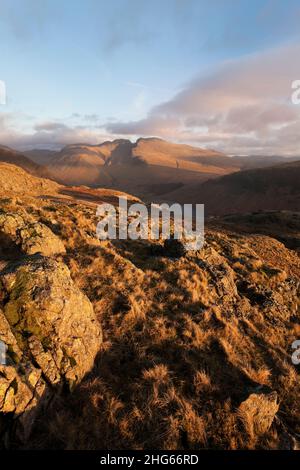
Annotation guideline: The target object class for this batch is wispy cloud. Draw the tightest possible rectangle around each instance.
[0,114,111,150]
[103,42,300,155]
[34,121,68,132]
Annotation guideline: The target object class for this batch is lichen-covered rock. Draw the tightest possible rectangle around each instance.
[19,222,65,256]
[0,255,102,443]
[0,306,49,443]
[0,212,65,256]
[238,392,279,435]
[196,245,238,304]
[0,360,47,442]
[0,212,25,239]
[1,256,101,385]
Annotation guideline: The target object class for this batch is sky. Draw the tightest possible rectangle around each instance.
[0,0,300,155]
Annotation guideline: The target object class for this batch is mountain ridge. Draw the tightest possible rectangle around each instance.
[168,160,300,214]
[0,145,52,179]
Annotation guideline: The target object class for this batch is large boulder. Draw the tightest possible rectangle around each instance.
[19,222,65,256]
[0,212,65,256]
[1,255,101,385]
[0,255,102,443]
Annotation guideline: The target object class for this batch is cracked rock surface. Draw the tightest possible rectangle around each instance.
[0,210,102,445]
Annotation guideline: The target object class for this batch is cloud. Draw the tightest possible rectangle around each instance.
[83,114,100,123]
[103,42,300,155]
[0,114,111,150]
[34,121,68,132]
[105,116,181,138]
[2,41,300,156]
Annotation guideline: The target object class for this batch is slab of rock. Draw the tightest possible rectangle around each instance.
[0,212,65,256]
[0,255,102,443]
[238,392,279,435]
[19,222,65,256]
[1,256,101,385]
[0,213,25,238]
[196,246,238,305]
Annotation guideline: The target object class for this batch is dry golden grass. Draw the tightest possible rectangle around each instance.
[0,182,299,450]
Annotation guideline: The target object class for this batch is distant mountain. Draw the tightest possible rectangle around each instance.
[46,138,235,197]
[131,137,228,168]
[210,210,300,252]
[168,160,300,214]
[4,140,298,204]
[23,149,58,165]
[0,145,52,179]
[230,154,300,170]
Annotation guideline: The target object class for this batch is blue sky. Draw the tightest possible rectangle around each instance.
[1,0,300,154]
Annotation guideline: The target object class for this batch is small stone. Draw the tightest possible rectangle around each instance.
[238,392,279,435]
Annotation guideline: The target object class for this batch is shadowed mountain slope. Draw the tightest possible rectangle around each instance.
[46,138,235,197]
[168,160,300,214]
[0,145,52,179]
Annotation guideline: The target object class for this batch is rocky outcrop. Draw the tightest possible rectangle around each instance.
[0,209,102,445]
[196,245,239,305]
[0,256,102,443]
[18,222,65,256]
[0,163,59,195]
[0,212,65,256]
[1,256,101,384]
